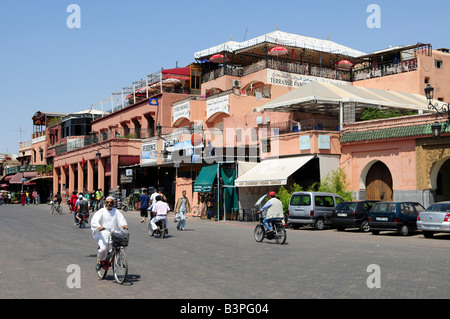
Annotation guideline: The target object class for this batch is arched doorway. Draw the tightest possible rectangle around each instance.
[366,161,393,201]
[436,159,450,202]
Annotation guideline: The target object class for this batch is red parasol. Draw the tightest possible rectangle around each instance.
[337,60,353,69]
[268,46,288,56]
[209,54,230,63]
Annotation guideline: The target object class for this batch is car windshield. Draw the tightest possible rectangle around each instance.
[336,202,356,210]
[373,203,396,213]
[425,203,450,212]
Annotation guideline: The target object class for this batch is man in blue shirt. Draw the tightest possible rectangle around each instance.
[139,189,150,223]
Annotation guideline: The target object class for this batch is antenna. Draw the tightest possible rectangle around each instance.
[243,27,248,41]
[14,127,26,142]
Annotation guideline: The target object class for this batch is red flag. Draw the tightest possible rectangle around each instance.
[64,162,68,170]
[82,157,86,167]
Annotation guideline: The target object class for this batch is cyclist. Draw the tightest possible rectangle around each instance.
[257,191,284,233]
[53,192,62,212]
[76,195,90,225]
[91,196,128,271]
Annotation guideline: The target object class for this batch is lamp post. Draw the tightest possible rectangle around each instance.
[425,84,450,138]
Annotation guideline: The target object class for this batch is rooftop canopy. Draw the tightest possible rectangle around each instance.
[194,30,366,64]
[260,81,444,120]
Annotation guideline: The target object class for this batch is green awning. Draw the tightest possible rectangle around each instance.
[193,164,218,193]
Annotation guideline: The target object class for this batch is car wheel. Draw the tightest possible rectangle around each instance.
[360,220,370,232]
[399,224,409,236]
[314,218,324,230]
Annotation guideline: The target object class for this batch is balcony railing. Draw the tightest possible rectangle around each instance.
[202,58,352,83]
[55,128,156,155]
[353,59,417,81]
[261,119,341,135]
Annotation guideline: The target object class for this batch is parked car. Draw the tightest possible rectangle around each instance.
[288,192,344,230]
[417,201,450,238]
[368,201,425,236]
[331,200,379,232]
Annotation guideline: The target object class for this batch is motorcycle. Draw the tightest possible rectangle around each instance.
[148,218,168,239]
[77,212,89,228]
[254,214,287,245]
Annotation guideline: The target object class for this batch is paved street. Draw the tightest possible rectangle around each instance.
[1,203,450,300]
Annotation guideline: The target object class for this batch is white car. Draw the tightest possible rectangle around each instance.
[417,201,450,238]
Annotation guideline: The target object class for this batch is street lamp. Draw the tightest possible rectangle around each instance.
[156,123,162,138]
[425,84,450,138]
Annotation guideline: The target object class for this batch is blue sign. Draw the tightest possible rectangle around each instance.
[149,98,159,106]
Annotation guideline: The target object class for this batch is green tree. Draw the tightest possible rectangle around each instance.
[317,168,353,200]
[277,183,303,214]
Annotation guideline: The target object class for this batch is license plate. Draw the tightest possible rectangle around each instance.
[424,225,440,229]
[337,213,347,217]
[376,217,388,221]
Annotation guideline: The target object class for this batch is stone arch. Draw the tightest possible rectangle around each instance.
[360,160,393,201]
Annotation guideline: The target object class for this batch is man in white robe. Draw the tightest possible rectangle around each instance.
[91,196,128,271]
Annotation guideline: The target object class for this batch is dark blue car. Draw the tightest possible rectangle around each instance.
[368,201,425,236]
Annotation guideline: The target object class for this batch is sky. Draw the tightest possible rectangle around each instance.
[1,0,449,155]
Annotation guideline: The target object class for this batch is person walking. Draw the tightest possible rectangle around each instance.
[139,189,150,223]
[174,190,191,231]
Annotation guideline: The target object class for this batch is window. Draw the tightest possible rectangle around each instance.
[290,194,311,206]
[435,60,443,69]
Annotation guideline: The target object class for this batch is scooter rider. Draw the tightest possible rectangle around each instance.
[150,195,170,233]
[257,191,284,233]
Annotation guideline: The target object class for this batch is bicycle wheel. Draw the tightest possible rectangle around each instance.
[57,205,63,214]
[254,224,265,242]
[275,224,287,245]
[191,206,199,217]
[96,254,108,279]
[50,206,54,214]
[113,248,128,285]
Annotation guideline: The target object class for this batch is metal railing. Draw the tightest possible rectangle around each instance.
[202,58,352,83]
[353,59,418,81]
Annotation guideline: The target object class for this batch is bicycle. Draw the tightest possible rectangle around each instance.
[254,213,287,245]
[191,205,205,217]
[50,202,63,215]
[96,229,129,285]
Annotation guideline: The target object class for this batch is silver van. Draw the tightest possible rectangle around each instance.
[288,192,344,230]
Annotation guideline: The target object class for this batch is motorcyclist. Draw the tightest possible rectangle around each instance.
[257,191,284,233]
[150,195,170,233]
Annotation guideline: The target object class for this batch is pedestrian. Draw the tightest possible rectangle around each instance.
[139,188,150,223]
[32,189,38,205]
[69,191,78,213]
[174,190,191,231]
[89,190,96,212]
[21,192,26,206]
[95,189,103,211]
[26,190,30,205]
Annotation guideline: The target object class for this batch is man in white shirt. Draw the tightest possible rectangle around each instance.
[150,195,170,232]
[91,196,128,271]
[258,191,284,233]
